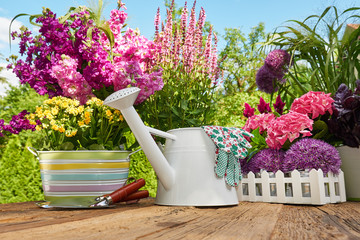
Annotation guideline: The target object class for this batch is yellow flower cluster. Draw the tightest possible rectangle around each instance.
[31,96,125,138]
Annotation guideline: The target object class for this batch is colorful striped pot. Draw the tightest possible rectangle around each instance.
[29,148,134,207]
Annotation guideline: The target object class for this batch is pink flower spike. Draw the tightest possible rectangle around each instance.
[243,103,255,118]
[257,97,272,113]
[273,95,286,115]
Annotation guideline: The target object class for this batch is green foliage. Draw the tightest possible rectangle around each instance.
[265,6,360,98]
[0,84,47,122]
[246,128,267,161]
[0,135,44,204]
[128,149,157,198]
[212,91,270,127]
[219,23,267,94]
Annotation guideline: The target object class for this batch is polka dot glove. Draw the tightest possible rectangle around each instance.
[202,126,253,187]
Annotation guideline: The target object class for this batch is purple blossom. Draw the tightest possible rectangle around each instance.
[0,110,39,137]
[265,49,291,74]
[257,97,272,113]
[283,138,341,174]
[246,148,285,174]
[255,65,279,94]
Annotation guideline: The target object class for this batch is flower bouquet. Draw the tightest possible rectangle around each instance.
[238,88,346,204]
[7,1,163,105]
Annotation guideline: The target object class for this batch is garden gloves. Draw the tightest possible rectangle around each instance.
[202,126,253,187]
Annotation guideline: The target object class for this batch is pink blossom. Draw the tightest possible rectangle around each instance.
[243,113,276,134]
[243,103,255,118]
[290,91,334,119]
[50,55,94,104]
[266,111,313,149]
[257,97,272,113]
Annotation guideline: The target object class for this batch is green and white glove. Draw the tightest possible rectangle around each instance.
[202,126,253,187]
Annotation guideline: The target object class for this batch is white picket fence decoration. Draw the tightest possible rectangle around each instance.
[237,169,346,205]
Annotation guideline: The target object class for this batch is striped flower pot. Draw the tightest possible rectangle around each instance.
[29,148,134,207]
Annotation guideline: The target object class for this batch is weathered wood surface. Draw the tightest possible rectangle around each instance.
[0,199,359,239]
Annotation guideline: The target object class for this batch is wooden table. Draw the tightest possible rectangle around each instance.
[1,199,359,239]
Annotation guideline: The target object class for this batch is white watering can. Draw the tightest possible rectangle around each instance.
[104,87,238,206]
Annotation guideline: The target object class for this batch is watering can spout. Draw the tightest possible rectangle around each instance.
[104,87,176,190]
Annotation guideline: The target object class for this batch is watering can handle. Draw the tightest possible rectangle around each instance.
[146,126,177,140]
[27,147,39,158]
[127,148,143,159]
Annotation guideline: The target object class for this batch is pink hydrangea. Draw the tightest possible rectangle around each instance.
[290,91,334,119]
[266,111,314,149]
[243,113,276,134]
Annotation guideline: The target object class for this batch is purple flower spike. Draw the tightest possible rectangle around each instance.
[283,138,342,174]
[243,103,255,118]
[273,95,286,115]
[257,97,272,113]
[256,65,279,94]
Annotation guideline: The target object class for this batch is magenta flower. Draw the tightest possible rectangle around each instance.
[243,113,276,134]
[257,97,272,113]
[290,91,334,119]
[266,111,313,149]
[283,138,341,174]
[273,95,286,115]
[243,103,255,118]
[8,4,163,105]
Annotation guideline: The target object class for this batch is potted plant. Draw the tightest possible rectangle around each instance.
[328,81,360,200]
[1,96,134,207]
[1,0,163,205]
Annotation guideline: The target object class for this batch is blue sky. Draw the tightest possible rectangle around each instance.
[0,0,358,95]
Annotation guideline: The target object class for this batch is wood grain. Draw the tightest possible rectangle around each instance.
[0,199,359,240]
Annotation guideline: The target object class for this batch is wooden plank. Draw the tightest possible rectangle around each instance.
[270,202,360,240]
[0,199,359,239]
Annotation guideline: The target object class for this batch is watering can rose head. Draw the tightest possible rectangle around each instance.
[7,1,163,105]
[21,96,130,151]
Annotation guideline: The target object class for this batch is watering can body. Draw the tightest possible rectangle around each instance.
[103,87,238,206]
[155,127,238,206]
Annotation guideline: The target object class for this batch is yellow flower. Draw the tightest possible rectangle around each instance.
[65,129,77,137]
[106,110,112,117]
[58,126,65,133]
[29,120,37,125]
[52,125,59,131]
[35,125,42,131]
[35,106,43,115]
[51,107,59,115]
[61,101,69,109]
[78,121,85,126]
[84,117,91,124]
[84,111,91,118]
[78,105,84,113]
[119,115,124,122]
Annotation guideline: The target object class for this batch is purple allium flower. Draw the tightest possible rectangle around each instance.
[247,148,285,173]
[265,49,291,74]
[283,138,341,174]
[257,97,272,113]
[240,157,251,175]
[256,65,279,94]
[273,95,286,115]
[243,103,255,118]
